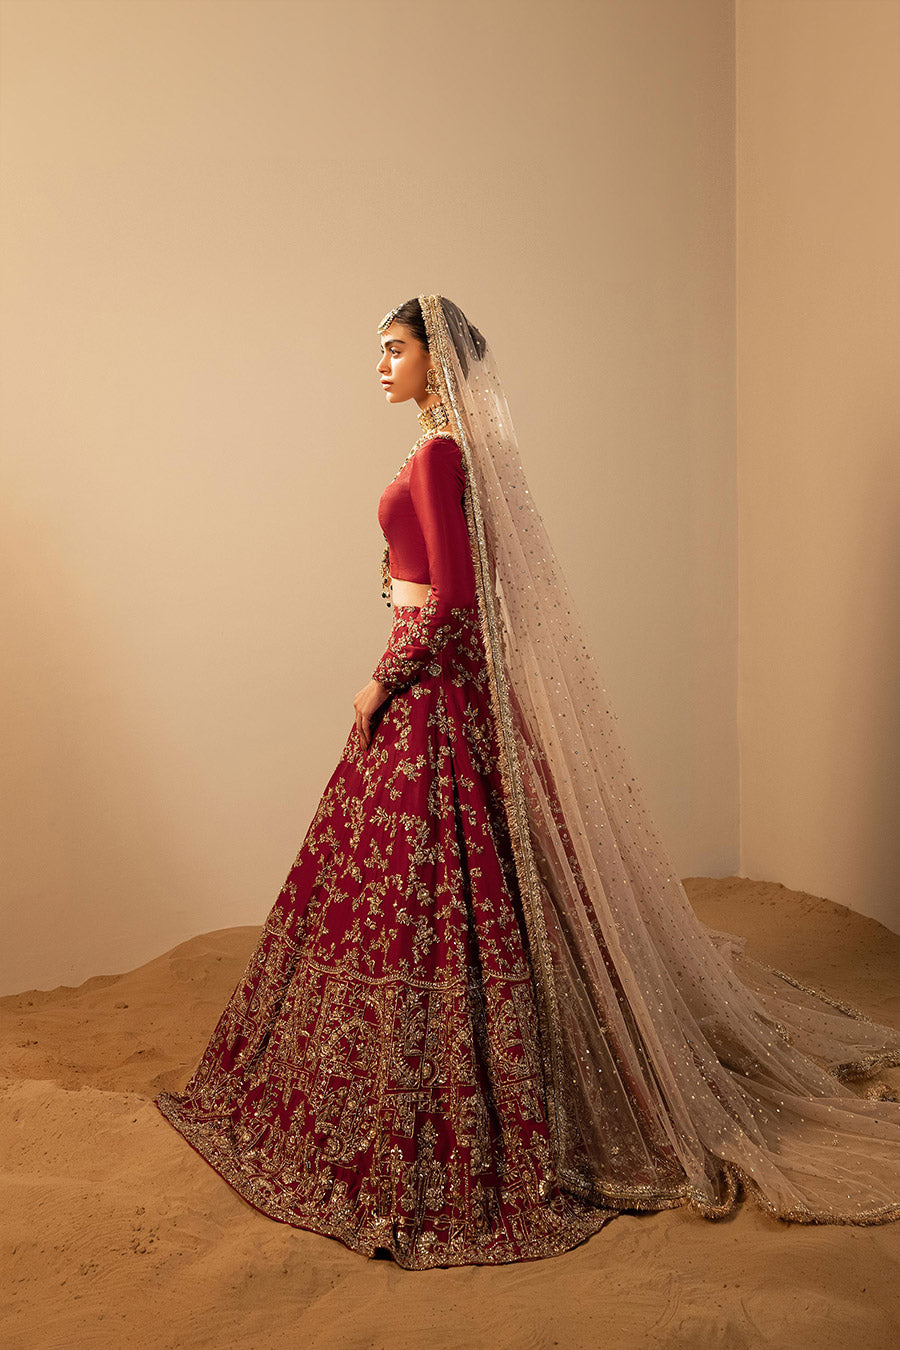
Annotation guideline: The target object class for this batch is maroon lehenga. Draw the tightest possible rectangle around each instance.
[155,435,616,1268]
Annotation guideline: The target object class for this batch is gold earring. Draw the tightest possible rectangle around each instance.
[425,368,440,394]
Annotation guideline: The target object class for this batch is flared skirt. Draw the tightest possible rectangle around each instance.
[155,603,617,1268]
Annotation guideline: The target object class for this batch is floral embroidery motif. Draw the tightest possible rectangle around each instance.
[155,605,617,1268]
[373,596,477,693]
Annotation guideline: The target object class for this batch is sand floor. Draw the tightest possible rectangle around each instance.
[2,876,900,1349]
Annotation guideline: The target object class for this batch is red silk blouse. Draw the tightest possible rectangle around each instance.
[372,435,477,692]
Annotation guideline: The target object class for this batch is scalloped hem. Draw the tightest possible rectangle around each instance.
[156,1043,900,1256]
[154,1091,619,1270]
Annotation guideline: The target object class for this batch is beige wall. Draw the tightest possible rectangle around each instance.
[737,0,900,931]
[1,0,748,997]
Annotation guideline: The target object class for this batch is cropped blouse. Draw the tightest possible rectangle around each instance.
[372,435,477,693]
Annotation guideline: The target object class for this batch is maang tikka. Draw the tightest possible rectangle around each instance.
[377,304,402,334]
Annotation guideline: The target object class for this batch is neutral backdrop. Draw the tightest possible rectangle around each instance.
[1,0,897,995]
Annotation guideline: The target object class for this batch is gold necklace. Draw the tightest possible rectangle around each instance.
[416,399,450,436]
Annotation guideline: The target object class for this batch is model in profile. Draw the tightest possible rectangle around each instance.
[155,294,900,1270]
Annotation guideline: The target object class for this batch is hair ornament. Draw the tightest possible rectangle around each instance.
[377,305,403,333]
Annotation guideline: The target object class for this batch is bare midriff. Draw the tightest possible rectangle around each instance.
[390,575,432,608]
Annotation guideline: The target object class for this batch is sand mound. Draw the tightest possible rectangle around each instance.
[2,879,899,1348]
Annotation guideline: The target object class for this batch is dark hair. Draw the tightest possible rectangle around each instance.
[388,299,429,351]
[387,296,487,377]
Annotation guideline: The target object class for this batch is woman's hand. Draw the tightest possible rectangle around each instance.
[354,679,389,750]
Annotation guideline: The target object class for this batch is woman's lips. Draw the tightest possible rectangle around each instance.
[381,381,393,387]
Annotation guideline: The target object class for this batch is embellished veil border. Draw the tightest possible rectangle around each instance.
[405,292,900,1225]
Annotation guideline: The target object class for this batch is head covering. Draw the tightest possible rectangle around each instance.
[387,293,900,1224]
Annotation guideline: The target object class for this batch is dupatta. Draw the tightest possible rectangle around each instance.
[383,292,900,1225]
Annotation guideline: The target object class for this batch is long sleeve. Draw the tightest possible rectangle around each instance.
[372,438,477,693]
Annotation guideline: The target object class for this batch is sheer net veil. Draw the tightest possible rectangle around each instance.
[405,292,900,1224]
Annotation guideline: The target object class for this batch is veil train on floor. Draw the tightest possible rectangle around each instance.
[419,292,900,1226]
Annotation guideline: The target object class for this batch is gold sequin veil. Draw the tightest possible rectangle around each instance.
[413,292,900,1224]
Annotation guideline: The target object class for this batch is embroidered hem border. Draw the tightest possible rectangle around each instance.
[153,1091,618,1269]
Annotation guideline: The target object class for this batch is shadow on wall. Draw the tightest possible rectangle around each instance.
[835,454,900,916]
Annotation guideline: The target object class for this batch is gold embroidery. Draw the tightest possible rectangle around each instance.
[156,606,621,1267]
[373,595,476,693]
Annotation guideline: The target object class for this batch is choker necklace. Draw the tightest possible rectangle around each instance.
[416,401,450,435]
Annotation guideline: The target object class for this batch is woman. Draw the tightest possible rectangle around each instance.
[156,295,900,1270]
